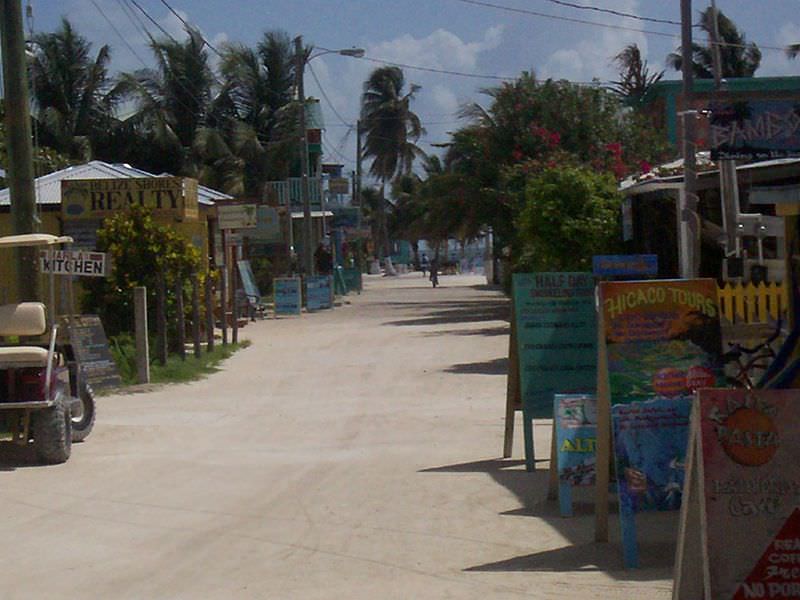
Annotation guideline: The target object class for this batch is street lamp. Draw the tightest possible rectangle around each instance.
[294,36,364,277]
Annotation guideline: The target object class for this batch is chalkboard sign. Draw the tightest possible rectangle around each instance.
[64,315,122,390]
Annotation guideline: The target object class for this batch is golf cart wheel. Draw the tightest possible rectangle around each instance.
[32,394,72,464]
[71,381,96,442]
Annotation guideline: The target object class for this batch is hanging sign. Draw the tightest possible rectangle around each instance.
[40,250,109,277]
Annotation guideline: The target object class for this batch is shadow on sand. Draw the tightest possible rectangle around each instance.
[420,457,677,581]
[444,357,508,375]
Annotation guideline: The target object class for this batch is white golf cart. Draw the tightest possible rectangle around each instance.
[0,234,96,463]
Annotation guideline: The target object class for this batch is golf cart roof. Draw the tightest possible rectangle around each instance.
[0,234,73,248]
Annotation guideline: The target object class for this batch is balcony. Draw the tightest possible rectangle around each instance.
[264,177,322,209]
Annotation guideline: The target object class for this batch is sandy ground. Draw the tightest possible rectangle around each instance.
[0,273,675,599]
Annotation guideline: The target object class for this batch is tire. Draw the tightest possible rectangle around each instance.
[70,381,96,442]
[32,393,72,464]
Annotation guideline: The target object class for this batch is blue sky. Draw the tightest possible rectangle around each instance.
[27,0,800,174]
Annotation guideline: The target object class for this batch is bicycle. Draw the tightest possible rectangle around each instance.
[723,319,783,389]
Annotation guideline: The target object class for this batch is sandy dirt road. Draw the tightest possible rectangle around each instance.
[0,273,674,599]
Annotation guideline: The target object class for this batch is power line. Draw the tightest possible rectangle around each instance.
[355,55,517,81]
[538,0,681,26]
[447,0,679,39]
[307,61,354,127]
[157,0,224,58]
[91,0,151,69]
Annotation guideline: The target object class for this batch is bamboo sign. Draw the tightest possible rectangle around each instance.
[675,389,800,599]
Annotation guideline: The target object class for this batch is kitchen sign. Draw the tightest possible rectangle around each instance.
[40,250,109,277]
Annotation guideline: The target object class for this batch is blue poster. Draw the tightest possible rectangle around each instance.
[555,394,597,487]
[274,277,301,316]
[306,275,333,311]
[512,273,597,419]
[611,397,691,515]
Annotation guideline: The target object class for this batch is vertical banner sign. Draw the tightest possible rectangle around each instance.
[683,389,800,600]
[555,394,597,517]
[273,277,302,316]
[306,275,333,311]
[511,273,596,471]
[599,279,723,568]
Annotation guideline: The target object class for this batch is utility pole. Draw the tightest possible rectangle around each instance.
[709,0,740,261]
[355,120,362,208]
[1,0,38,301]
[680,0,700,278]
[295,35,314,277]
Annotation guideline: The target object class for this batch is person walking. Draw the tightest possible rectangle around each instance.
[429,257,439,288]
[420,253,429,277]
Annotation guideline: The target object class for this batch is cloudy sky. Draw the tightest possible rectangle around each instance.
[27,0,800,175]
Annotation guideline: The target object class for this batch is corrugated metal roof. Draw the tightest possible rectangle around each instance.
[0,160,233,207]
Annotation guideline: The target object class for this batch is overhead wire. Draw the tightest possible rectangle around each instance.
[307,61,354,127]
[538,0,681,26]
[157,0,224,58]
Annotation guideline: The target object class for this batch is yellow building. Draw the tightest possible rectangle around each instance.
[0,161,232,303]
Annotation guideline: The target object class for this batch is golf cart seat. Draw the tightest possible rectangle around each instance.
[0,303,49,367]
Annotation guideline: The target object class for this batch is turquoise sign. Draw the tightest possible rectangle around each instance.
[513,272,597,419]
[274,277,301,316]
[306,275,333,311]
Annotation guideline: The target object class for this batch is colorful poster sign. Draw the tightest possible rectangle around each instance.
[592,254,658,277]
[710,100,800,160]
[612,398,691,514]
[555,394,597,517]
[600,279,723,405]
[698,389,800,600]
[273,277,301,316]
[61,177,198,221]
[306,275,333,311]
[512,272,597,419]
[612,397,692,568]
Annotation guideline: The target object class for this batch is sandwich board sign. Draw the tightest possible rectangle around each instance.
[595,279,723,564]
[506,273,597,473]
[273,277,301,316]
[305,275,333,311]
[675,389,800,600]
[554,394,597,517]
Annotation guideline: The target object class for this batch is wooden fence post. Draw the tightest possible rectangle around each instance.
[155,272,167,366]
[175,275,186,361]
[192,272,202,359]
[205,271,215,353]
[134,286,150,384]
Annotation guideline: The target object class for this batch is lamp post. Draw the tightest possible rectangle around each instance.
[294,36,364,277]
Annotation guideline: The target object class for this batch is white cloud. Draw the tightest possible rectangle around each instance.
[432,85,459,114]
[759,22,800,76]
[539,0,649,82]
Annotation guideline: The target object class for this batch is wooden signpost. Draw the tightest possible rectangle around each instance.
[595,279,723,565]
[675,389,800,599]
[504,273,597,473]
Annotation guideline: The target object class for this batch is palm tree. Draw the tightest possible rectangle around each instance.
[667,7,761,78]
[218,30,303,195]
[119,26,219,178]
[611,44,663,103]
[360,66,424,258]
[28,18,123,161]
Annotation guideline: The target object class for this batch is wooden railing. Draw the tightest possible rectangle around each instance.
[717,282,788,324]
